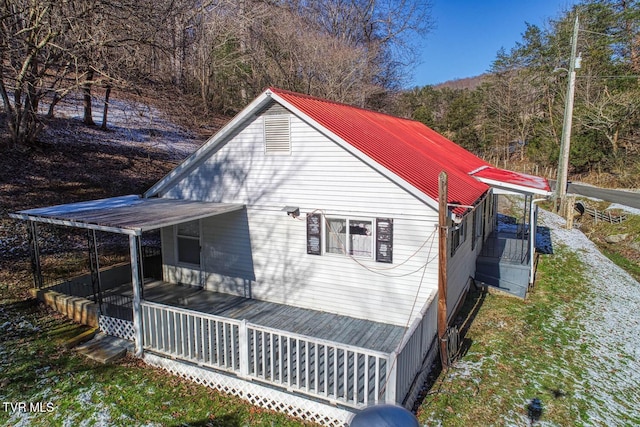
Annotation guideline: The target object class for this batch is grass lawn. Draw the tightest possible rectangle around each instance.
[2,242,594,427]
[0,299,315,426]
[417,245,592,426]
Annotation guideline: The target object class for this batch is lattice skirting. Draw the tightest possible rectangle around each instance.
[143,353,355,427]
[99,315,135,341]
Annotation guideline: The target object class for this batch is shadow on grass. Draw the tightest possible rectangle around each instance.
[0,298,112,397]
[411,286,487,412]
[170,412,243,427]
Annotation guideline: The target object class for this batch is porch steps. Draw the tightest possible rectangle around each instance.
[62,327,98,349]
[475,257,530,299]
[75,332,133,364]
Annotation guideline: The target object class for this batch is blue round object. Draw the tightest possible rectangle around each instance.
[350,404,420,427]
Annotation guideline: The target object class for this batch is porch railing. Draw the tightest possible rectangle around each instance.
[393,294,438,404]
[480,235,530,264]
[141,301,242,372]
[140,301,392,408]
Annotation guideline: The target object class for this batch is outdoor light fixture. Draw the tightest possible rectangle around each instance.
[283,206,300,218]
[527,397,543,425]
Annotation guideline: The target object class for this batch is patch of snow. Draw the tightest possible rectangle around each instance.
[44,91,204,161]
[607,203,640,216]
[4,410,34,427]
[539,209,640,423]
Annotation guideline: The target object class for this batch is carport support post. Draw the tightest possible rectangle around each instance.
[27,221,43,289]
[129,234,144,357]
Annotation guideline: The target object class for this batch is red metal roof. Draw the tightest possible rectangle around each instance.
[471,166,551,193]
[270,87,491,210]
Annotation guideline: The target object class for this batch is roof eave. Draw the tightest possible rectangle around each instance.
[474,177,552,196]
[8,212,141,235]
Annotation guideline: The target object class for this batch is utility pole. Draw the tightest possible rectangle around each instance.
[438,171,449,368]
[556,14,580,213]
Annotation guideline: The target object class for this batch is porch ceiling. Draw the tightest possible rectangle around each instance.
[9,195,244,235]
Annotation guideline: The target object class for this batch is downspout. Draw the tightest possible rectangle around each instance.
[530,198,547,285]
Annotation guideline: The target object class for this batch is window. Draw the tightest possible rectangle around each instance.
[325,218,372,258]
[176,220,200,266]
[472,204,484,250]
[475,204,484,240]
[450,217,467,257]
[349,220,373,257]
[307,214,392,262]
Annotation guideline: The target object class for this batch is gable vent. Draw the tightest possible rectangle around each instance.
[264,115,291,154]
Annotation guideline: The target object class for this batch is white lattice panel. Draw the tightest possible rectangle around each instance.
[143,353,355,427]
[99,316,135,341]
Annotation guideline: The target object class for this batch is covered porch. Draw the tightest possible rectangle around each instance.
[470,167,552,298]
[9,195,440,424]
[97,278,413,412]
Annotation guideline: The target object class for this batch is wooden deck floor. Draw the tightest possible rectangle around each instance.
[108,280,406,354]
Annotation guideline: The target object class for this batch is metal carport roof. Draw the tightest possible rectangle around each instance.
[9,195,244,235]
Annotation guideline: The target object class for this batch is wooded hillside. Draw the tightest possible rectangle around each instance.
[400,0,640,187]
[1,0,638,187]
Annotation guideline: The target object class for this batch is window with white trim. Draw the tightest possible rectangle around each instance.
[176,220,200,266]
[475,204,484,240]
[325,218,373,258]
[307,214,392,262]
[450,217,467,257]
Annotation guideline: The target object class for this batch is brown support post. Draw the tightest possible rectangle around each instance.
[438,171,449,368]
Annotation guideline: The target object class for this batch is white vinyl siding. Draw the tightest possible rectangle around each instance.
[446,210,479,319]
[159,113,450,326]
[161,114,433,217]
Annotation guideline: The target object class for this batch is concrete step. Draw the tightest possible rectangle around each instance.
[75,333,133,364]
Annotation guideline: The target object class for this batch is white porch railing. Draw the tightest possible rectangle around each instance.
[141,301,242,372]
[140,301,393,409]
[393,294,438,405]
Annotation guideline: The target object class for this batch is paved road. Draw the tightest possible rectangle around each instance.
[550,181,640,209]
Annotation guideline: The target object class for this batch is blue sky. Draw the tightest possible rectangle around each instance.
[410,0,579,87]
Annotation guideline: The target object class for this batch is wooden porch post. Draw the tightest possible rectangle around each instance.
[27,221,43,289]
[438,172,449,368]
[129,234,144,357]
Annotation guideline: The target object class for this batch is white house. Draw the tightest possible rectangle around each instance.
[11,87,550,426]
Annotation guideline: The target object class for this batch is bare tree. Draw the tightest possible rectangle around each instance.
[0,0,68,145]
[578,86,640,155]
